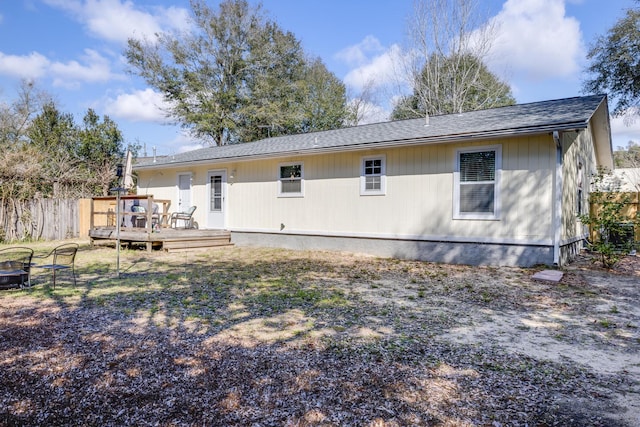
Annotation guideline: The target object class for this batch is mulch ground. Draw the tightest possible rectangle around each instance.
[0,246,638,426]
[610,254,640,276]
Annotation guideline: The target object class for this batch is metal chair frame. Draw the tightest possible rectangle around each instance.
[34,243,79,289]
[170,206,197,229]
[0,247,34,289]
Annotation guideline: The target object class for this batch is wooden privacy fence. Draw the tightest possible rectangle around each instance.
[0,198,91,242]
[588,191,640,245]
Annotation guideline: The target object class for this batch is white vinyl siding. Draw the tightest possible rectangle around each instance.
[454,146,501,220]
[360,155,386,195]
[562,128,597,241]
[137,134,556,244]
[278,162,304,197]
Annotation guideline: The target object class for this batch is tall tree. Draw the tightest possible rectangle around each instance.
[347,78,381,126]
[614,141,640,168]
[77,109,129,196]
[28,102,78,154]
[125,0,349,146]
[238,20,307,141]
[296,58,350,133]
[1,83,57,199]
[392,53,515,119]
[26,105,130,197]
[1,82,131,199]
[0,80,52,148]
[394,0,515,119]
[583,2,640,118]
[26,102,79,197]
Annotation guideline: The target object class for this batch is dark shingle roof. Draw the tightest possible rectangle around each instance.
[135,94,607,170]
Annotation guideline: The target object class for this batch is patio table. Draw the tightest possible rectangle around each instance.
[0,269,29,289]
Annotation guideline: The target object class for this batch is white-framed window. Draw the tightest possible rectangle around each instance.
[454,145,501,220]
[360,155,386,196]
[278,162,304,197]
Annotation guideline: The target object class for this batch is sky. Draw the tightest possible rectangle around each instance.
[1,0,639,157]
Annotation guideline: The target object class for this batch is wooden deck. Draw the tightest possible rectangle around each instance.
[89,227,233,252]
[89,195,232,252]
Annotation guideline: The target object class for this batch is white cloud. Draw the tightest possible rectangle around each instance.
[339,39,408,92]
[158,6,192,34]
[103,88,170,122]
[336,36,414,122]
[50,49,123,88]
[43,0,191,44]
[0,49,122,88]
[173,133,203,154]
[84,0,164,43]
[335,35,386,66]
[486,0,585,80]
[0,52,50,79]
[155,129,204,155]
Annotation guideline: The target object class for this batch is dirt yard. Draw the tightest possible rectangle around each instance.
[0,242,638,426]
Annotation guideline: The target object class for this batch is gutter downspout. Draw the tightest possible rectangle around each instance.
[553,131,563,266]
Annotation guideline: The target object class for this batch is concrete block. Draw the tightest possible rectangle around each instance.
[532,270,564,282]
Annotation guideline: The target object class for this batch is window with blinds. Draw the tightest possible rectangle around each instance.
[455,147,501,219]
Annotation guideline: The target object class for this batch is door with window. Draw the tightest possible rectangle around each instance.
[177,173,192,212]
[207,170,227,229]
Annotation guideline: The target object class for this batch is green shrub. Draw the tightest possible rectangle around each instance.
[579,168,639,268]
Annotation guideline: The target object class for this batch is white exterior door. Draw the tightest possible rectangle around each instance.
[207,170,226,229]
[177,173,192,212]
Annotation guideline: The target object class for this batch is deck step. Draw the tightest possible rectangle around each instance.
[164,243,234,252]
[163,237,233,252]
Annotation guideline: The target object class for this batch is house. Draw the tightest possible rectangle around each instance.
[134,94,613,267]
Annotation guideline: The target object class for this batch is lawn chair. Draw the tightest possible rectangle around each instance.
[170,206,197,229]
[151,203,161,228]
[0,247,34,289]
[131,205,147,228]
[34,243,79,289]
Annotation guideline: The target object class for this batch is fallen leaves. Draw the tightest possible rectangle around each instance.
[0,246,638,426]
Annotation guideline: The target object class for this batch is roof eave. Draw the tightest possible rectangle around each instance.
[133,121,590,171]
[589,96,614,170]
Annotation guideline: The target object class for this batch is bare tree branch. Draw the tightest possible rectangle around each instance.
[393,0,514,119]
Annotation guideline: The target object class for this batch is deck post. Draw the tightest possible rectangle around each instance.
[90,195,173,250]
[146,195,153,233]
[146,195,153,252]
[89,198,95,246]
[115,189,122,277]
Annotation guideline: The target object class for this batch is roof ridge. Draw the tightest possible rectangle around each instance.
[135,94,607,169]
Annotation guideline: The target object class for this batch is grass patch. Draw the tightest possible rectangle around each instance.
[0,241,637,426]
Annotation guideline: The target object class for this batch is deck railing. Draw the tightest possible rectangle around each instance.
[90,195,171,233]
